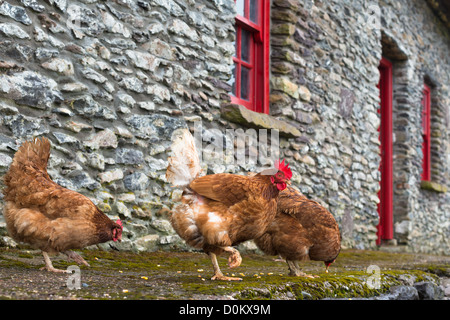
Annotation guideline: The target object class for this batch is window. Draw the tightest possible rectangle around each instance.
[230,0,270,114]
[421,84,431,181]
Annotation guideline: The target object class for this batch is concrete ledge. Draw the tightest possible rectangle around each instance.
[420,180,448,193]
[220,103,301,138]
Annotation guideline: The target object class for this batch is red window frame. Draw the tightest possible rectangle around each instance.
[231,0,270,114]
[376,57,393,245]
[421,84,431,181]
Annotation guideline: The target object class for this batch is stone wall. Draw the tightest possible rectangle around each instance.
[0,0,237,251]
[379,0,450,254]
[269,0,383,249]
[0,0,449,255]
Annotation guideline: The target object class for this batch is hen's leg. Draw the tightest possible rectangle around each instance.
[64,251,90,267]
[40,251,69,273]
[287,260,318,278]
[209,252,242,281]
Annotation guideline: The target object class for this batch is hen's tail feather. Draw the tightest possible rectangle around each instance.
[165,128,202,187]
[3,137,51,197]
[10,137,50,172]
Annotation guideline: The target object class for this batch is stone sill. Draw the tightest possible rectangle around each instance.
[220,103,301,138]
[420,180,448,193]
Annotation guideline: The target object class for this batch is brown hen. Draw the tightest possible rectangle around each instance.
[254,186,341,277]
[166,129,292,281]
[2,137,123,273]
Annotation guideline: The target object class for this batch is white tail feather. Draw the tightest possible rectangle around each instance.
[166,128,202,187]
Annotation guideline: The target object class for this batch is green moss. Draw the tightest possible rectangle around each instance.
[420,180,448,193]
[0,248,447,300]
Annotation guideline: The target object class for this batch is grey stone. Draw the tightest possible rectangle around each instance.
[123,172,149,191]
[146,84,170,102]
[41,58,75,76]
[168,19,199,41]
[115,148,144,165]
[119,77,144,93]
[52,132,79,145]
[81,67,108,84]
[20,0,45,13]
[35,48,60,61]
[67,4,105,37]
[144,38,174,60]
[71,96,117,120]
[150,219,173,234]
[0,134,17,152]
[0,23,30,39]
[98,168,124,184]
[389,285,419,300]
[221,104,301,138]
[100,10,131,38]
[146,156,168,171]
[125,114,186,140]
[0,71,62,108]
[150,0,184,17]
[0,153,13,168]
[414,281,443,300]
[84,129,118,150]
[125,50,160,71]
[0,103,19,116]
[50,0,67,12]
[3,114,49,138]
[0,2,32,25]
[86,153,105,171]
[68,171,101,191]
[115,201,131,218]
[135,234,160,251]
[60,82,88,93]
[137,101,155,111]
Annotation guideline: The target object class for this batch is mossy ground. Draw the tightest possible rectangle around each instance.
[0,247,448,300]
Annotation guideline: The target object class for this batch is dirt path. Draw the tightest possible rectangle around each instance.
[0,247,448,300]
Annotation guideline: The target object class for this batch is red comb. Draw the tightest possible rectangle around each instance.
[116,219,123,228]
[275,159,292,180]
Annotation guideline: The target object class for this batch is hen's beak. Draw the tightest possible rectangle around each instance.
[286,180,291,185]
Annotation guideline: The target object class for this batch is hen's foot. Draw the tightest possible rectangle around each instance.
[287,260,318,278]
[228,251,242,269]
[41,251,70,273]
[289,271,319,278]
[39,265,69,273]
[211,274,243,281]
[221,247,242,269]
[64,251,90,267]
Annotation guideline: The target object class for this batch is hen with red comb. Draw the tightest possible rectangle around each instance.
[166,129,294,281]
[270,159,292,191]
[275,159,292,180]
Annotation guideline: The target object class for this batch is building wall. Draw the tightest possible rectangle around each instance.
[379,0,450,254]
[0,0,237,251]
[0,0,449,254]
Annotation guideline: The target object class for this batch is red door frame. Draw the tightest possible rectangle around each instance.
[377,57,393,245]
[421,84,431,181]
